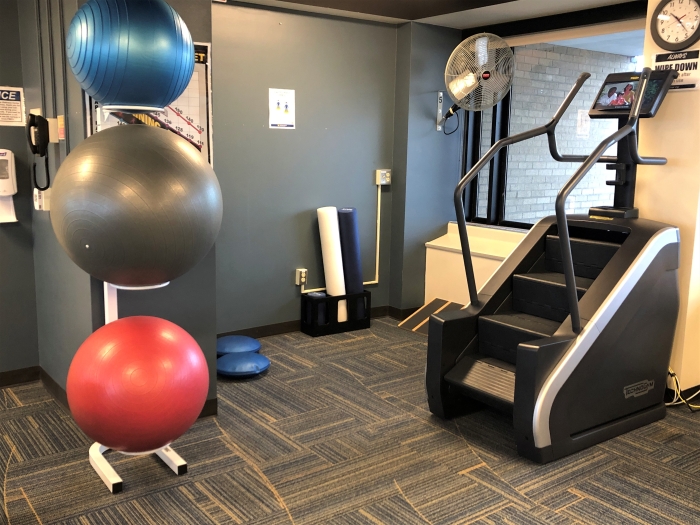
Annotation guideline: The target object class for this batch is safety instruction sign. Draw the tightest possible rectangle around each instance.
[654,51,700,91]
[269,88,296,129]
[0,87,25,126]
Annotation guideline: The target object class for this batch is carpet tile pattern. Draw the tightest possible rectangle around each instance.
[2,318,700,524]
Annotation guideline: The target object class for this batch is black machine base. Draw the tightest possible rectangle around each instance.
[517,403,667,463]
[426,215,680,464]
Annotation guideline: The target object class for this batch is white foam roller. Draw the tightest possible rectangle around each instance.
[317,206,347,322]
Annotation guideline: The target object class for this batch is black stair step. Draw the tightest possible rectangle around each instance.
[513,272,594,323]
[546,235,619,280]
[479,312,559,365]
[445,356,515,411]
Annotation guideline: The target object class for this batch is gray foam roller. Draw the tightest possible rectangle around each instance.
[50,125,223,287]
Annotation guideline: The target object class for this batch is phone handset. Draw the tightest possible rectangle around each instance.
[26,113,50,191]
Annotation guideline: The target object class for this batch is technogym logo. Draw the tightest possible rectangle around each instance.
[624,380,655,399]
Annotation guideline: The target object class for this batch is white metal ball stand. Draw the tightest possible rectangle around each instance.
[87,282,187,494]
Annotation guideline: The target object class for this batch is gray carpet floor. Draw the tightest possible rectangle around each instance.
[2,317,700,524]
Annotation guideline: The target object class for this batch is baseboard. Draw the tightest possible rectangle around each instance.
[39,368,218,418]
[40,368,69,412]
[200,398,218,418]
[0,366,40,388]
[388,306,420,321]
[219,320,301,339]
[220,306,394,339]
[371,306,390,318]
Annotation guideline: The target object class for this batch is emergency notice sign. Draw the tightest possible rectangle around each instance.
[654,51,700,91]
[0,87,25,126]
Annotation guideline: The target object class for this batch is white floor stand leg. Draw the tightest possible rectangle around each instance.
[89,442,188,493]
[91,284,188,494]
[89,443,123,494]
[156,445,188,475]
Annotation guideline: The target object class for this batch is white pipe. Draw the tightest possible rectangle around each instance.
[301,184,382,293]
[103,282,119,324]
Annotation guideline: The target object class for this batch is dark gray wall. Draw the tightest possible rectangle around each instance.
[212,4,397,333]
[16,0,218,402]
[390,23,412,309]
[113,0,218,401]
[0,0,39,377]
[391,22,463,310]
[17,0,100,390]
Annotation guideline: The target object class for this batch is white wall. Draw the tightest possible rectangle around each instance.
[638,7,700,390]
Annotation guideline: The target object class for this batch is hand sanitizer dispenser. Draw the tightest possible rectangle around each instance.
[0,150,18,223]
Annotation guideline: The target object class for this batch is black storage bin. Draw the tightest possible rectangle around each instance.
[301,290,371,337]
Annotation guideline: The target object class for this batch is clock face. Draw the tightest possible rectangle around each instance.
[654,0,700,49]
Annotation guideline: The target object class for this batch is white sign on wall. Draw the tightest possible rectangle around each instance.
[269,88,296,129]
[654,50,700,91]
[0,87,25,126]
[576,109,591,139]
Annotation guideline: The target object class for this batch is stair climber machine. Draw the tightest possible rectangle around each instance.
[426,67,681,463]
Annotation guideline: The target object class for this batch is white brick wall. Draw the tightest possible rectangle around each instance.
[475,43,635,224]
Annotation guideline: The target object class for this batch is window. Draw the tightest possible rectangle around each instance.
[463,43,637,227]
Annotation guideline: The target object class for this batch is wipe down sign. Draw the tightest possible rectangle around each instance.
[654,51,700,90]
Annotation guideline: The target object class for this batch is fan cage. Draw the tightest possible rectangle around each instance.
[445,33,515,112]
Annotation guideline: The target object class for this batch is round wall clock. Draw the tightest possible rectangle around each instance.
[652,0,700,51]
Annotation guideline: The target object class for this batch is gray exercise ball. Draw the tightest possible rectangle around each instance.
[50,125,223,287]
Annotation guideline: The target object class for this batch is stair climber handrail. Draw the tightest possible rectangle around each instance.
[554,67,665,334]
[455,72,615,307]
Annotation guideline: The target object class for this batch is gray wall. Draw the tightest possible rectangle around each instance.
[389,24,412,310]
[116,0,218,402]
[212,4,397,333]
[0,0,39,378]
[17,0,104,390]
[15,0,218,402]
[391,23,463,310]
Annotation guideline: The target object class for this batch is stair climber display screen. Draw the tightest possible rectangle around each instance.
[589,70,676,119]
[426,68,681,464]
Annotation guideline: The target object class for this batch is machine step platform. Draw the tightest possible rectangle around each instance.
[512,272,593,322]
[445,356,515,411]
[478,312,559,364]
[545,235,620,279]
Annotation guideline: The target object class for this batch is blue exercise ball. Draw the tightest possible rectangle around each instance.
[217,353,271,378]
[66,0,194,112]
[217,336,261,357]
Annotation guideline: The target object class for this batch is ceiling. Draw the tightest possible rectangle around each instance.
[233,0,644,28]
[419,0,636,29]
[549,29,645,57]
[272,0,513,20]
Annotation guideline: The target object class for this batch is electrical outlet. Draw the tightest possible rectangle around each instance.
[295,268,308,286]
[375,169,391,186]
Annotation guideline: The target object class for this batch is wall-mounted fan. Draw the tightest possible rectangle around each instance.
[439,33,515,132]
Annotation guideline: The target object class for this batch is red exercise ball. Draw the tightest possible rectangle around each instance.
[67,316,209,454]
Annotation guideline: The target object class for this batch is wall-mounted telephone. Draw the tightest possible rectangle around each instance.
[26,113,50,191]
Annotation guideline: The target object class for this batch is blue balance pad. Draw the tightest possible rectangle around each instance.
[217,353,270,378]
[216,335,261,357]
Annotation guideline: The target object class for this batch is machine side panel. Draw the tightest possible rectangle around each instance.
[532,228,679,451]
[514,335,574,458]
[550,245,679,443]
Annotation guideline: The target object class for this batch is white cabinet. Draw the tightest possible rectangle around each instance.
[425,223,525,305]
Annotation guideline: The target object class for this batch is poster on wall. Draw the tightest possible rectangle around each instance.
[269,88,296,129]
[0,87,25,126]
[86,43,214,164]
[654,50,700,91]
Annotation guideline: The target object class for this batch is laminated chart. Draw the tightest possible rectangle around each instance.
[87,44,213,164]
